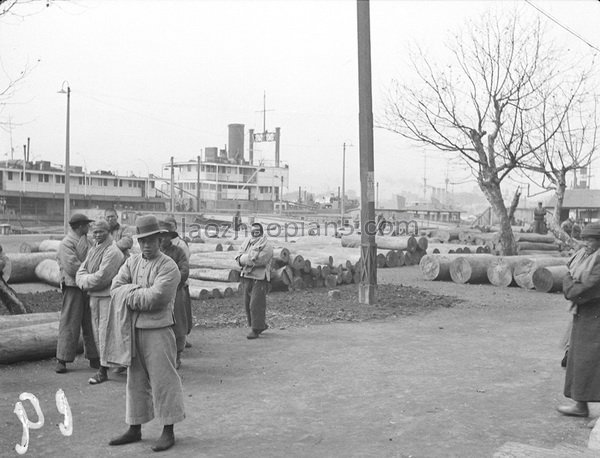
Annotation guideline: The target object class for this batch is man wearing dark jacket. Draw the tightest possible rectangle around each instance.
[55,213,98,374]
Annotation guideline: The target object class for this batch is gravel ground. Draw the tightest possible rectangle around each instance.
[3,282,462,328]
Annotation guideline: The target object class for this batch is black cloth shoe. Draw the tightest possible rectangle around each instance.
[247,330,259,339]
[88,369,108,385]
[151,429,174,452]
[561,351,568,368]
[109,426,142,446]
[55,360,67,374]
[89,358,100,369]
[557,404,589,417]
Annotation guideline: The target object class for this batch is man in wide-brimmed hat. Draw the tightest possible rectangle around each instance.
[55,213,99,374]
[76,219,124,385]
[108,214,184,452]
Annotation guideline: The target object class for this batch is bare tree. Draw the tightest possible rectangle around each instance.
[0,0,49,133]
[381,11,579,255]
[521,81,599,244]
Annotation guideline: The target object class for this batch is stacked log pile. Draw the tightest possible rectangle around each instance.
[419,251,572,294]
[340,235,427,267]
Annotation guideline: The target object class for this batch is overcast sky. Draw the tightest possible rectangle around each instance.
[1,0,599,203]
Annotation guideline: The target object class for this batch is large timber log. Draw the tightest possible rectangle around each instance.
[341,235,418,252]
[516,250,566,257]
[188,243,224,253]
[513,257,569,289]
[419,254,457,281]
[270,266,293,291]
[19,239,61,253]
[188,252,240,270]
[0,311,60,330]
[288,254,305,271]
[427,243,457,255]
[513,233,557,243]
[329,251,361,267]
[297,252,333,267]
[188,279,238,299]
[0,321,61,364]
[7,252,58,284]
[449,255,497,284]
[384,250,399,268]
[272,248,290,265]
[0,276,31,314]
[486,256,532,287]
[188,267,240,283]
[517,242,561,252]
[34,259,61,287]
[532,265,569,293]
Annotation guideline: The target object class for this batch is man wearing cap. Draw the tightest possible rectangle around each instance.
[105,208,134,257]
[108,215,184,452]
[235,222,273,339]
[76,219,124,385]
[55,213,98,374]
[159,219,189,369]
[558,222,600,418]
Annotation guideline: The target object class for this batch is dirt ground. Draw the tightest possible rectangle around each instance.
[0,247,596,456]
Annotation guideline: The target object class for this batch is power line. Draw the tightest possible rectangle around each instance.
[524,0,600,53]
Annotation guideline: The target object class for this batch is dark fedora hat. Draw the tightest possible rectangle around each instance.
[69,213,94,226]
[135,215,167,239]
[581,222,600,239]
[158,220,179,239]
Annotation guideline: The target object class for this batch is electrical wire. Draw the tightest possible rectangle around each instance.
[524,0,600,53]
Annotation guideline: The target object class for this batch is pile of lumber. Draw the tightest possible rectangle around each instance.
[419,252,571,293]
[491,232,566,256]
[340,235,427,267]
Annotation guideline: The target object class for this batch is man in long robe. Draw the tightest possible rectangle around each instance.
[76,220,124,384]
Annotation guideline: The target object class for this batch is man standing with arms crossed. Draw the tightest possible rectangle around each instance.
[108,215,185,452]
[55,213,98,374]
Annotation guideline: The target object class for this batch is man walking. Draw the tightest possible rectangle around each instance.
[109,215,185,452]
[55,213,98,374]
[76,219,124,385]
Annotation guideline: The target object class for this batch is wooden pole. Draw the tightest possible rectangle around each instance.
[357,0,376,304]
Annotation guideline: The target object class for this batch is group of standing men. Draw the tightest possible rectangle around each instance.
[53,207,273,452]
[55,210,191,451]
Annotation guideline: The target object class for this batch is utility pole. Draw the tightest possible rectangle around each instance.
[196,154,201,212]
[170,156,175,212]
[341,142,349,227]
[64,86,71,234]
[357,0,376,304]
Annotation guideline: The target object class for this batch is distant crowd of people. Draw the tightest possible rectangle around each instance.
[54,208,273,452]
